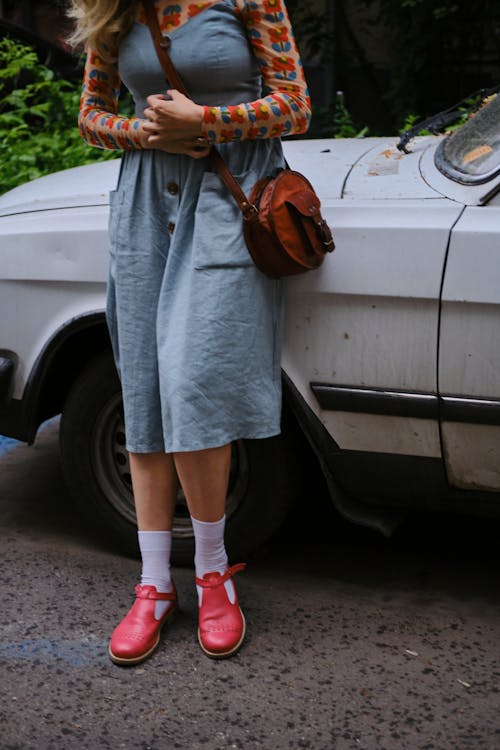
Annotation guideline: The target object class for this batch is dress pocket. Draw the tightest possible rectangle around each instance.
[192,169,258,270]
[108,189,127,249]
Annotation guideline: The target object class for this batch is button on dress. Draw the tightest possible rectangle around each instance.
[99,0,301,453]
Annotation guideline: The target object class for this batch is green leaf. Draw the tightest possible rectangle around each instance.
[0,37,118,195]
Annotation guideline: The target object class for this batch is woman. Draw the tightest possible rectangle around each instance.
[68,0,311,664]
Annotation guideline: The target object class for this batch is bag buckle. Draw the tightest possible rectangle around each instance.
[317,220,335,251]
[241,201,258,220]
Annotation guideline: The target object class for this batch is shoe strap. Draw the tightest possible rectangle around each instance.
[195,563,246,589]
[134,584,177,601]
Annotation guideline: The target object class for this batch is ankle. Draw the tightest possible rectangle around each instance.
[191,515,228,578]
[138,529,173,592]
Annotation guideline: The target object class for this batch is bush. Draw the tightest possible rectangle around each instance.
[0,37,116,195]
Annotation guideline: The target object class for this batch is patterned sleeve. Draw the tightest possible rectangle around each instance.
[78,49,143,150]
[201,0,311,143]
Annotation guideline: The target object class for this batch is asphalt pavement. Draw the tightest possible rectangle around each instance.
[1,421,499,750]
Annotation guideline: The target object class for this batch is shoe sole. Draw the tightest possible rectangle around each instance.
[197,609,246,660]
[109,603,179,666]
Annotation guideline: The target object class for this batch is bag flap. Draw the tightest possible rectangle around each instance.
[283,191,321,218]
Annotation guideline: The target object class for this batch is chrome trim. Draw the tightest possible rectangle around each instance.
[311,384,500,425]
[310,384,438,419]
[441,396,500,425]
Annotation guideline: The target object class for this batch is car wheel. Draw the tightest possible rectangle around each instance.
[59,352,295,564]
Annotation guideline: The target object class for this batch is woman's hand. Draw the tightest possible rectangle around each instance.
[139,121,210,157]
[141,90,209,158]
[144,90,204,137]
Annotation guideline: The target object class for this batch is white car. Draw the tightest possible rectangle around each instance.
[1,95,499,560]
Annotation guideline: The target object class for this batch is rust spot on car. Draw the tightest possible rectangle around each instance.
[381,148,403,160]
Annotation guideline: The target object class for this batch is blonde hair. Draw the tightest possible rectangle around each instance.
[67,0,138,59]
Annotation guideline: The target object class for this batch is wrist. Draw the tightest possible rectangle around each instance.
[194,103,204,135]
[138,120,153,149]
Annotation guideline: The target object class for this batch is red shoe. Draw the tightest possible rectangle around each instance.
[109,584,178,665]
[196,563,246,659]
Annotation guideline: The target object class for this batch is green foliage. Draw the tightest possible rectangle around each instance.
[0,37,115,195]
[399,90,489,140]
[332,92,369,138]
[309,99,369,139]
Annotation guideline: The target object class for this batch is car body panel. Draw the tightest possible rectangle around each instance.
[282,197,463,457]
[0,207,110,282]
[441,423,500,491]
[0,201,109,398]
[0,159,120,216]
[0,198,107,408]
[439,202,500,491]
[1,279,105,399]
[281,138,384,199]
[343,137,442,200]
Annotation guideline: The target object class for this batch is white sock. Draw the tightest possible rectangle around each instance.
[138,530,173,620]
[191,515,235,605]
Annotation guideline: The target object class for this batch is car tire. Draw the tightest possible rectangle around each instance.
[59,351,296,564]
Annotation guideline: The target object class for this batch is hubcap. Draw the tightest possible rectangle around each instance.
[91,393,248,538]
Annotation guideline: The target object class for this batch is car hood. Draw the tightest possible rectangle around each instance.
[283,136,442,201]
[0,159,122,217]
[0,137,442,217]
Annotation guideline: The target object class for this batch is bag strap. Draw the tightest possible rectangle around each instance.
[141,0,258,219]
[141,0,188,96]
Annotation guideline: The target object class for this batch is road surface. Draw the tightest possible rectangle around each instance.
[1,422,499,749]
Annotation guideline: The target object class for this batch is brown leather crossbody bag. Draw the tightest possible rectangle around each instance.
[142,0,335,278]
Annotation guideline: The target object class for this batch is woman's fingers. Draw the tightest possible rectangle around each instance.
[146,93,168,109]
[143,107,157,123]
[142,119,157,134]
[144,131,210,158]
[142,93,208,156]
[144,91,204,138]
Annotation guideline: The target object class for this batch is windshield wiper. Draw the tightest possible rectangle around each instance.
[397,85,500,154]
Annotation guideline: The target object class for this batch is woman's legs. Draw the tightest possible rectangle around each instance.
[109,452,179,664]
[129,451,178,601]
[129,445,232,583]
[127,446,231,590]
[173,443,231,522]
[110,444,244,662]
[175,444,231,575]
[129,451,178,531]
[127,446,234,592]
[174,444,246,659]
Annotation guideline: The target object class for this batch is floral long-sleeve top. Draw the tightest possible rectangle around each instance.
[78,0,311,150]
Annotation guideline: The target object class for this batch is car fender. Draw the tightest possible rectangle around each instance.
[0,311,110,442]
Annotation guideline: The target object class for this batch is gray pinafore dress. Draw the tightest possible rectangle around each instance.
[106,0,285,453]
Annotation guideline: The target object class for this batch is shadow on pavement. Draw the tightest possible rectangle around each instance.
[2,417,500,603]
